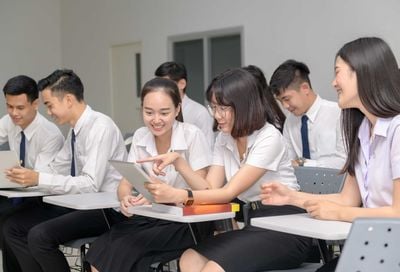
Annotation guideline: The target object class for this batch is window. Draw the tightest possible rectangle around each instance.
[170,27,242,104]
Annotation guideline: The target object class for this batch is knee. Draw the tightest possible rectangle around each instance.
[27,224,54,251]
[180,249,202,272]
[3,217,21,242]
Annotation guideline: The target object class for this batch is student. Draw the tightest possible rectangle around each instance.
[141,69,312,272]
[261,37,400,271]
[85,77,212,272]
[0,75,64,272]
[269,60,346,169]
[155,61,215,148]
[3,69,127,272]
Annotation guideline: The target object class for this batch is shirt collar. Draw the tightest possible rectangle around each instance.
[218,123,262,153]
[136,121,189,155]
[20,112,40,141]
[358,116,393,141]
[73,105,91,136]
[305,95,322,123]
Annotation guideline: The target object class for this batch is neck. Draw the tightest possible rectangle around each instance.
[70,102,87,128]
[155,129,172,154]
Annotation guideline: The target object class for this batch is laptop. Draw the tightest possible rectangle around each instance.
[110,160,155,202]
[0,151,23,188]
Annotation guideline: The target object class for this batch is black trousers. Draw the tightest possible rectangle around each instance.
[3,198,125,272]
[0,195,32,272]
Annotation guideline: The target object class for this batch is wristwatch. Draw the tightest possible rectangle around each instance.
[184,189,194,206]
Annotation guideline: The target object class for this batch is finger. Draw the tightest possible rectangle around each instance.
[136,156,159,163]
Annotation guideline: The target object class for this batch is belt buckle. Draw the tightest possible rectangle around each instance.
[251,202,257,210]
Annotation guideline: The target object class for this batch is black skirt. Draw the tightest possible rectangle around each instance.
[194,205,313,272]
[86,215,213,272]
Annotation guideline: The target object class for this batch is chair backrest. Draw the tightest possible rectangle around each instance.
[294,166,345,194]
[336,218,400,272]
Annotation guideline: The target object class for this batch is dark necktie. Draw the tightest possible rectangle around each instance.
[20,131,26,167]
[301,115,310,159]
[12,131,26,205]
[71,129,76,176]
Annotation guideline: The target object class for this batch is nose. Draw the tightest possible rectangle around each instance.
[281,101,290,110]
[331,77,337,88]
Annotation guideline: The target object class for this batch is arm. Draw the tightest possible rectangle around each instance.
[261,174,361,208]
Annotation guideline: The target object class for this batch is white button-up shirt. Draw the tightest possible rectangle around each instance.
[283,95,346,169]
[182,95,215,149]
[39,105,127,194]
[355,116,400,208]
[128,121,211,189]
[213,122,299,202]
[0,112,64,171]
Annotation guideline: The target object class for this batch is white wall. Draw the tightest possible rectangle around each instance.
[59,0,400,130]
[0,0,62,116]
[2,0,400,133]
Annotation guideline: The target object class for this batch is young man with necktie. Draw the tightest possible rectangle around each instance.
[0,75,64,272]
[3,69,127,272]
[269,59,346,169]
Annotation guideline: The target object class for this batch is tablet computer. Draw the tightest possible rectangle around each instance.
[110,160,155,202]
[0,150,23,188]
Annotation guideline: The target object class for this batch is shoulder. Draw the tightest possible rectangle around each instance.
[0,114,12,127]
[37,113,63,136]
[319,97,341,112]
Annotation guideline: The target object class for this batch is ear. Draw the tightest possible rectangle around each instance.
[177,79,187,93]
[64,94,74,108]
[176,103,181,117]
[300,82,311,94]
[32,98,39,111]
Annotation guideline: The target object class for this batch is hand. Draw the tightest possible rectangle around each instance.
[120,194,150,217]
[145,177,183,204]
[260,182,293,206]
[304,200,341,220]
[136,152,181,176]
[5,167,39,187]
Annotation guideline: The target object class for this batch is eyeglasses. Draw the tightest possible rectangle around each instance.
[207,104,231,118]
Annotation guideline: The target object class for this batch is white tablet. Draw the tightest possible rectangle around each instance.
[0,151,23,188]
[110,160,155,202]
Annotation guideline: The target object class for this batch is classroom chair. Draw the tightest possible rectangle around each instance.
[247,166,345,272]
[336,217,400,272]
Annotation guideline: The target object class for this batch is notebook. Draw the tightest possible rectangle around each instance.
[110,160,155,202]
[0,151,23,188]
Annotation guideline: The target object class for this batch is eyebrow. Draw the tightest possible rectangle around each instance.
[143,107,171,111]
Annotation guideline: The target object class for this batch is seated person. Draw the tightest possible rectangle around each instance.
[86,77,213,272]
[3,69,127,272]
[270,59,346,169]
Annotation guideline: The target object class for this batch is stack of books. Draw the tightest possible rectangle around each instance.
[152,202,240,216]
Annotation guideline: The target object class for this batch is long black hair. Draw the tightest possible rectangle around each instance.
[338,37,400,175]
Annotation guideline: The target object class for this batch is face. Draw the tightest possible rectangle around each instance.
[276,87,309,116]
[5,94,38,129]
[332,57,360,109]
[142,90,180,138]
[41,88,71,125]
[209,94,234,134]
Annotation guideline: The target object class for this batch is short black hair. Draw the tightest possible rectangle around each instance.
[154,62,187,93]
[269,59,312,96]
[37,69,84,101]
[206,68,267,138]
[3,75,38,102]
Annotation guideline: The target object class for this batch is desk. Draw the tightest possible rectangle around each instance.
[251,213,351,240]
[0,187,51,198]
[251,213,351,263]
[43,192,120,210]
[129,205,235,244]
